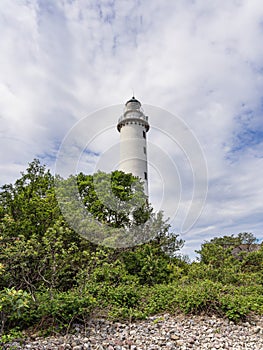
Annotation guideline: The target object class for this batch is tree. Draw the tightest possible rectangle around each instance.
[196,240,236,268]
[0,159,59,239]
[196,233,259,267]
[237,232,257,245]
[76,170,151,228]
[1,160,184,292]
[0,160,93,292]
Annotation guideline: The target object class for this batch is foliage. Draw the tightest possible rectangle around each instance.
[0,159,263,338]
[196,232,261,266]
[0,288,31,333]
[76,170,150,228]
[120,243,183,285]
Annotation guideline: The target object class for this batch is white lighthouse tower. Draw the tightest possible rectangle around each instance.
[117,97,150,195]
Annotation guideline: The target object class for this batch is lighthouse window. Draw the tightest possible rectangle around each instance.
[143,147,146,154]
[143,131,146,139]
[144,172,147,180]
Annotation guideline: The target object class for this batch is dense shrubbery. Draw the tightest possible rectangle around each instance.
[0,160,262,340]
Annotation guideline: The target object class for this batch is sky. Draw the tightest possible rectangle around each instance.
[1,0,263,259]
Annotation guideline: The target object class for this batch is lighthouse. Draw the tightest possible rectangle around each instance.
[117,97,150,196]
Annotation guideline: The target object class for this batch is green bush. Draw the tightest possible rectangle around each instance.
[38,290,96,323]
[0,288,31,334]
[218,285,263,321]
[142,284,178,315]
[1,289,97,335]
[107,284,141,308]
[174,280,222,314]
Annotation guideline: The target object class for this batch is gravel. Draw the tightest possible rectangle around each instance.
[3,313,263,350]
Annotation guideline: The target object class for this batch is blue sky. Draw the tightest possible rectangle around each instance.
[0,0,263,258]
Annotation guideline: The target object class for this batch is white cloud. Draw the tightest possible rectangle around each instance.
[1,0,263,258]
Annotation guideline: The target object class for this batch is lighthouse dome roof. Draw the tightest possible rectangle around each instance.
[125,96,141,106]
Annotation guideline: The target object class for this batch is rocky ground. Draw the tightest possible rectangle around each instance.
[3,314,263,350]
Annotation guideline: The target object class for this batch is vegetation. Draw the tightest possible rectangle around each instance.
[0,159,262,341]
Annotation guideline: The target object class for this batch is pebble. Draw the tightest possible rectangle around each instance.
[2,314,263,350]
